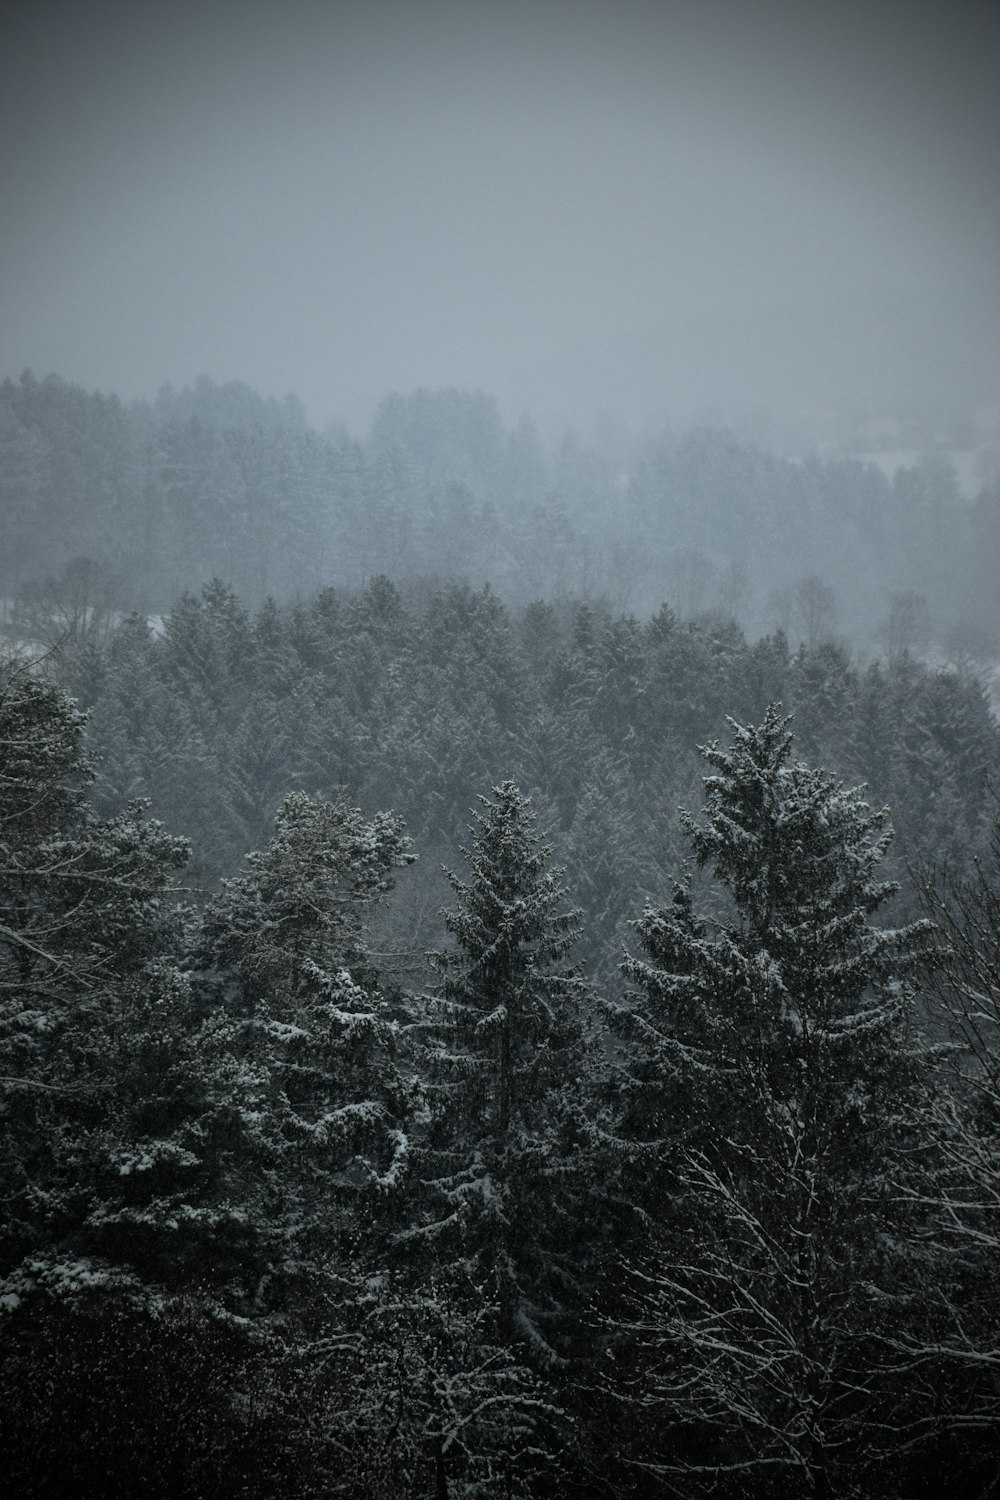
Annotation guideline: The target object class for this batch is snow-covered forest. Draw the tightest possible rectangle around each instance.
[2,373,1000,1497]
[4,0,999,1486]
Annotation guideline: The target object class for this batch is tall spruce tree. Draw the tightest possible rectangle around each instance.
[401,782,599,1495]
[607,707,933,1498]
[420,782,593,1358]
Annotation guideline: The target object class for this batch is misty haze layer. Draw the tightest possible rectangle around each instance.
[2,0,997,436]
[3,373,997,669]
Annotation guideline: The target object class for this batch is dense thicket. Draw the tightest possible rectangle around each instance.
[3,371,998,655]
[3,648,999,1496]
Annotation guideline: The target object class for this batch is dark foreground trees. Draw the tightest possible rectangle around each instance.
[605,707,936,1497]
[903,796,1000,1486]
[0,659,289,1495]
[5,659,1000,1497]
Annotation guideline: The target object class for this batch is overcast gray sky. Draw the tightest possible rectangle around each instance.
[2,0,997,437]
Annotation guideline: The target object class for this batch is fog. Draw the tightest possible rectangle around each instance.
[3,0,997,438]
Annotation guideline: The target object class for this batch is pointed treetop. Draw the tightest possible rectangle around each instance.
[684,704,900,939]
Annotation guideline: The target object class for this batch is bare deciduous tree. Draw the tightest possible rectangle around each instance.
[878,589,930,662]
[791,572,837,650]
[14,556,126,651]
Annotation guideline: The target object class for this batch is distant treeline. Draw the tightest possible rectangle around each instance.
[2,370,998,653]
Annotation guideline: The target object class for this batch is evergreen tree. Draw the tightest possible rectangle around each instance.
[187,790,427,1495]
[421,783,593,1356]
[0,660,285,1496]
[402,782,599,1493]
[0,661,191,1285]
[608,707,933,1497]
[193,790,416,1299]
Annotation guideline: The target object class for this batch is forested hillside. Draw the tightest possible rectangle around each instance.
[3,372,998,657]
[61,577,998,990]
